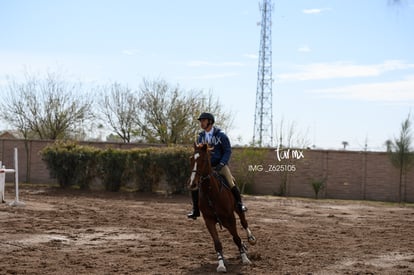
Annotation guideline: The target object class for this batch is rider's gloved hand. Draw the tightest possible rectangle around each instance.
[215,163,225,172]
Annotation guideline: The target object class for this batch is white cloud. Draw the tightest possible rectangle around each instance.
[186,60,244,67]
[302,8,331,14]
[276,60,414,81]
[309,75,414,102]
[298,46,311,53]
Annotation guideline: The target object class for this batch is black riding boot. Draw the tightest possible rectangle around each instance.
[231,186,248,212]
[187,190,200,219]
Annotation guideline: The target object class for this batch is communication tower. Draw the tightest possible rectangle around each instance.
[253,0,273,147]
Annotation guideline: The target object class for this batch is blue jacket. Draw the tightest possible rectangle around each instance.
[198,127,231,167]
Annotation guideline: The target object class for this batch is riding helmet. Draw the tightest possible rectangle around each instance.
[197,112,215,124]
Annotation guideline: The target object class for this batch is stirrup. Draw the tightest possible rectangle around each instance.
[187,210,200,220]
[238,203,248,212]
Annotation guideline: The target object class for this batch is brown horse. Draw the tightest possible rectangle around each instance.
[188,143,256,273]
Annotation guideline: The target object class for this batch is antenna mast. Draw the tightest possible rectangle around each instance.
[253,0,273,147]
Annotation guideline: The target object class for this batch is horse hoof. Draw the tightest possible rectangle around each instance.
[248,235,257,245]
[241,253,252,265]
[242,258,252,265]
[217,265,227,273]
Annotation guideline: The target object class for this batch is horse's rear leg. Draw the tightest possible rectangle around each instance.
[205,219,226,273]
[236,210,257,245]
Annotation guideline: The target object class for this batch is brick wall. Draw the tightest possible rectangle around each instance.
[0,139,412,202]
[235,147,412,202]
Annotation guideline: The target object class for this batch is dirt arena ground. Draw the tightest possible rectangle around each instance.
[1,185,414,275]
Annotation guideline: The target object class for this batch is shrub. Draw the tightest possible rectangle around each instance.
[41,141,99,189]
[97,148,129,192]
[155,146,192,194]
[311,178,325,199]
[42,142,193,194]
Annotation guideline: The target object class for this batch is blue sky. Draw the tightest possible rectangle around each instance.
[1,0,414,150]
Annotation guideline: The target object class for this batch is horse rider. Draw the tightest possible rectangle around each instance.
[187,112,248,220]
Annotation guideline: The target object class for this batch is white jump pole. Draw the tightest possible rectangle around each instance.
[0,160,4,203]
[9,147,25,207]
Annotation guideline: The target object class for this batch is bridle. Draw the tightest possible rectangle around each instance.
[192,148,213,186]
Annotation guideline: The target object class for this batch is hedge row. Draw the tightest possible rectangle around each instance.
[41,141,192,193]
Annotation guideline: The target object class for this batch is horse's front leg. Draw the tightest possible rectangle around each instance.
[245,227,256,245]
[225,216,252,265]
[204,217,226,273]
[236,210,257,245]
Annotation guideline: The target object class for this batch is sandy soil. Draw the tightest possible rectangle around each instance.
[1,185,414,275]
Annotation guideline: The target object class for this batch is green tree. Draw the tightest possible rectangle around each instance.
[136,78,232,144]
[0,71,93,140]
[98,82,140,143]
[196,90,234,134]
[386,114,414,202]
[0,71,94,182]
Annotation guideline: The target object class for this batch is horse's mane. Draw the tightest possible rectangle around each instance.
[195,142,214,151]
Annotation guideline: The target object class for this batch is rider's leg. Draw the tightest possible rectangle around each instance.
[187,189,200,219]
[230,184,248,212]
[219,166,248,212]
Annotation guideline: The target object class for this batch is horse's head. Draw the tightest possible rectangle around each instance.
[188,142,213,190]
